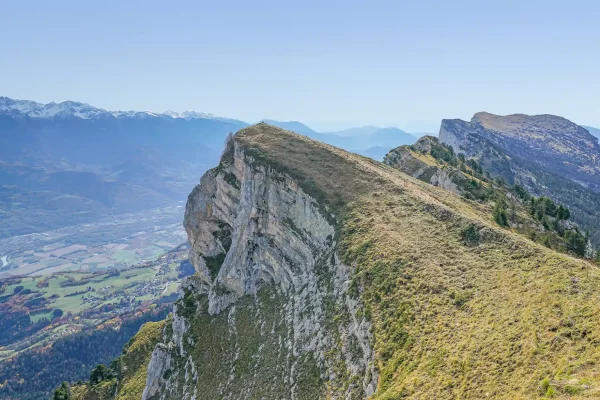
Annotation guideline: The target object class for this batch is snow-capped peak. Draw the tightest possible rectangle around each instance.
[0,97,112,119]
[161,110,219,120]
[163,110,181,118]
[0,96,223,121]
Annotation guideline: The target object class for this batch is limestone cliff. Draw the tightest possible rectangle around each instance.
[439,112,600,190]
[438,118,516,184]
[142,129,377,400]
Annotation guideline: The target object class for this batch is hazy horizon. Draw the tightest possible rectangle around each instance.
[2,0,599,132]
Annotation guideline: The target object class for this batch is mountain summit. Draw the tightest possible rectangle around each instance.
[80,123,600,400]
[442,112,600,188]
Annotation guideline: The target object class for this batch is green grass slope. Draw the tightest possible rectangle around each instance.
[235,123,600,399]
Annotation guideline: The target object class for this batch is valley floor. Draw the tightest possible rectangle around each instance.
[0,202,187,276]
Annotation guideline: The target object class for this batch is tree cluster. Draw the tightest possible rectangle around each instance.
[0,307,168,400]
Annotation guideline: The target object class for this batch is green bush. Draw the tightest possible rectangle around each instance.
[565,230,586,256]
[493,200,509,227]
[461,224,480,245]
[53,382,71,400]
[89,364,114,385]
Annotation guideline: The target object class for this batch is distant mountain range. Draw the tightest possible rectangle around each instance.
[0,96,239,122]
[0,97,416,238]
[0,97,252,238]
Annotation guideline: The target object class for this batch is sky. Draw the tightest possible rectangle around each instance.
[1,0,599,132]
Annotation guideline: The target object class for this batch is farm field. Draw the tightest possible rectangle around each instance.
[0,203,187,276]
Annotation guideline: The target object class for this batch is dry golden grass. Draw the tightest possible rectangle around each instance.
[71,320,165,400]
[237,123,600,399]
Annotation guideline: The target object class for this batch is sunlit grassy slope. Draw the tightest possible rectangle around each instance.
[115,320,166,400]
[71,320,165,400]
[237,123,600,399]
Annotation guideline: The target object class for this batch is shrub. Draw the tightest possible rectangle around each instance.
[462,192,475,200]
[451,290,474,308]
[53,382,71,400]
[89,364,114,385]
[204,253,226,280]
[565,230,586,257]
[493,201,509,227]
[461,224,480,245]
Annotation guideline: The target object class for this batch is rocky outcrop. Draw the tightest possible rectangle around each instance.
[438,119,516,184]
[384,136,473,196]
[142,138,377,399]
[143,343,172,399]
[438,113,600,247]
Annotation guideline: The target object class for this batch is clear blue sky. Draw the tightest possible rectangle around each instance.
[1,0,598,132]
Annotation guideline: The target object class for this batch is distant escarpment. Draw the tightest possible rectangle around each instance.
[441,112,600,190]
[388,136,593,258]
[439,112,600,246]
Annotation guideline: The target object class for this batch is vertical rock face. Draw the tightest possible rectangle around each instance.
[143,140,377,400]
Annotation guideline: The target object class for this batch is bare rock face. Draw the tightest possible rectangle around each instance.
[384,136,467,195]
[438,118,516,184]
[143,140,377,400]
[183,142,336,313]
[142,343,172,400]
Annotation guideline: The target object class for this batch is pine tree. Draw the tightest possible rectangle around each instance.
[493,199,509,227]
[53,382,71,400]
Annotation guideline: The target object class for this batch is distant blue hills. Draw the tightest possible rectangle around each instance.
[584,125,600,139]
[262,119,418,158]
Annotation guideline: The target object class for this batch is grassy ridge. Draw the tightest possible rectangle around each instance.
[236,124,600,399]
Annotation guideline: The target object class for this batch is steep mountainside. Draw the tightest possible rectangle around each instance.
[69,319,167,400]
[384,136,472,196]
[86,123,600,400]
[441,112,600,190]
[439,113,600,246]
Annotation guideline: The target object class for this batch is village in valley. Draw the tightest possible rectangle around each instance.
[0,244,192,361]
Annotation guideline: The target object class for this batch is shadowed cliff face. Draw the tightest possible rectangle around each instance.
[440,112,600,191]
[438,118,516,184]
